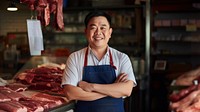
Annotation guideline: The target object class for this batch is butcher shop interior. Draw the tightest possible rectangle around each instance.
[0,0,200,112]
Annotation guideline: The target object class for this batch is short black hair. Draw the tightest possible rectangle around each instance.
[84,11,112,28]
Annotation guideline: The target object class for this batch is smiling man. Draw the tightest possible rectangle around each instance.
[62,11,137,112]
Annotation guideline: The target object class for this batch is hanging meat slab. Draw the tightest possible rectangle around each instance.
[20,0,64,30]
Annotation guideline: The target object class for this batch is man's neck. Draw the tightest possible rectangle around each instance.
[90,46,108,61]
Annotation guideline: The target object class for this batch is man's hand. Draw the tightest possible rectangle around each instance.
[78,81,94,92]
[115,73,128,83]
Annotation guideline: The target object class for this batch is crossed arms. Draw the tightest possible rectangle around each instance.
[63,73,134,101]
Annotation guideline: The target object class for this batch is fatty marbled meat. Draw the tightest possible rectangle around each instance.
[181,98,200,112]
[0,86,67,111]
[170,89,200,112]
[28,82,63,94]
[169,84,200,102]
[19,98,44,112]
[17,72,61,84]
[32,73,62,83]
[17,72,35,84]
[16,67,63,84]
[32,99,56,111]
[169,67,200,111]
[0,92,11,102]
[0,86,12,102]
[20,0,64,31]
[0,86,25,101]
[16,66,64,94]
[5,83,28,92]
[28,66,63,75]
[170,84,200,112]
[18,95,67,112]
[31,92,66,106]
[0,101,28,112]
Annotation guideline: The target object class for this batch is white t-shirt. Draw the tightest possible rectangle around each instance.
[61,47,137,87]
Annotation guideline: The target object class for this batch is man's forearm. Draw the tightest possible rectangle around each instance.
[64,84,107,101]
[92,80,134,98]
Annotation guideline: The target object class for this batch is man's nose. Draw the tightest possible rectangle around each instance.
[95,28,102,35]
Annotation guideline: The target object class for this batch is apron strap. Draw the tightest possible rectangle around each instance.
[84,47,117,69]
[109,50,117,70]
[84,48,89,67]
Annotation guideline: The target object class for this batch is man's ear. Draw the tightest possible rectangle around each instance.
[110,28,113,33]
[109,28,113,38]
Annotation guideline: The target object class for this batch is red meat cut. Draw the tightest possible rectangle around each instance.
[0,101,28,112]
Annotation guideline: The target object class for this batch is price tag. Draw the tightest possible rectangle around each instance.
[186,24,197,32]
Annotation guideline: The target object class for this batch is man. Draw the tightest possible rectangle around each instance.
[62,11,137,112]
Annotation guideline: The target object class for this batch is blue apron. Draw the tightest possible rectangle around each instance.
[75,48,124,112]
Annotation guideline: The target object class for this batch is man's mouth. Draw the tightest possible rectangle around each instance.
[93,36,104,40]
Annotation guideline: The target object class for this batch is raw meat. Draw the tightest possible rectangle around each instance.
[170,90,200,111]
[31,92,66,105]
[44,3,50,26]
[169,84,199,102]
[0,101,28,112]
[6,83,28,92]
[19,97,56,111]
[37,0,48,8]
[54,0,64,30]
[20,0,64,30]
[15,66,64,94]
[28,82,63,93]
[0,87,25,101]
[0,92,11,102]
[16,72,35,84]
[19,98,44,112]
[176,91,200,112]
[30,66,63,74]
[181,98,200,112]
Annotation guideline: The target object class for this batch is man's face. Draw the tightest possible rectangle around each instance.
[85,16,112,49]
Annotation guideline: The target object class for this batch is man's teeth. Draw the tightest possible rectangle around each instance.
[94,37,103,40]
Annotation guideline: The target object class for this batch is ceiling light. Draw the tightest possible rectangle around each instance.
[7,2,18,11]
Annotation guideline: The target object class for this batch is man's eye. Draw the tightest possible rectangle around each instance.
[90,27,96,30]
[101,27,106,30]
